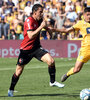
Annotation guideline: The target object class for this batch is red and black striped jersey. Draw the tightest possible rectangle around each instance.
[20,17,41,50]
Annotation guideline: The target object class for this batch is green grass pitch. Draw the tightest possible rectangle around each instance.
[0,58,90,100]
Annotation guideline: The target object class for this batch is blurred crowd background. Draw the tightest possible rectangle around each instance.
[0,0,89,40]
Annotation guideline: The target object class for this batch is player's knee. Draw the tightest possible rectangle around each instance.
[16,69,22,76]
[16,65,24,76]
[18,69,23,76]
[47,58,55,66]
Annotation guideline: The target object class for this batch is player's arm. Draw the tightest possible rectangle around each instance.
[44,27,75,39]
[27,20,47,39]
[50,27,75,33]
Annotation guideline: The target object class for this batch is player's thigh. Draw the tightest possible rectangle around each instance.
[17,50,33,66]
[41,53,54,65]
[34,47,54,65]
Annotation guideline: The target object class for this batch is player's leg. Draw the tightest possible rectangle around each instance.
[41,53,64,88]
[10,65,24,90]
[61,61,84,82]
[34,47,64,88]
[8,50,32,97]
[61,47,89,82]
[8,65,25,97]
[41,53,55,83]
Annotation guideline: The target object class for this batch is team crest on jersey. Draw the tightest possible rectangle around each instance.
[80,56,83,60]
[19,58,23,64]
[86,27,90,34]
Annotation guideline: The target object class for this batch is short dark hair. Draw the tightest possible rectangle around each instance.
[32,4,43,13]
[84,7,90,12]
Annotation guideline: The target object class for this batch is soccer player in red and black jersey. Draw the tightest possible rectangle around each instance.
[8,4,64,97]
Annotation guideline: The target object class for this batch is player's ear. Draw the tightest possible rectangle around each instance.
[34,11,37,15]
[33,10,36,15]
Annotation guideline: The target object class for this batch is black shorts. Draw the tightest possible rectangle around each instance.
[17,47,48,65]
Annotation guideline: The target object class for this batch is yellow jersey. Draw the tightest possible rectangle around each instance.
[73,20,90,47]
[16,25,22,34]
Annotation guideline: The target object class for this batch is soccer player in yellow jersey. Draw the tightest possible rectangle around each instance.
[60,7,90,82]
[51,6,90,82]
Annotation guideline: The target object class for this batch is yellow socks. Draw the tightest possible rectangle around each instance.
[66,67,74,76]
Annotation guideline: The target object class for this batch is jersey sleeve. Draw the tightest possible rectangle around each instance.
[25,18,34,31]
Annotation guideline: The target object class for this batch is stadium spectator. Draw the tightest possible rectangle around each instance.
[12,0,19,7]
[3,0,8,3]
[12,14,22,33]
[3,2,11,15]
[44,5,52,19]
[8,29,16,40]
[34,0,41,4]
[0,0,3,7]
[24,1,32,20]
[19,0,26,10]
[0,17,4,39]
[40,17,55,40]
[15,23,23,39]
[57,34,61,40]
[19,32,24,40]
[7,0,15,13]
[66,7,78,22]
[6,13,14,24]
[18,10,24,22]
[58,18,74,40]
[8,4,64,97]
[49,4,57,18]
[55,8,65,29]
[75,0,83,14]
[0,0,3,16]
[3,21,10,39]
[65,0,74,13]
[40,28,48,40]
[0,0,88,40]
[1,16,10,39]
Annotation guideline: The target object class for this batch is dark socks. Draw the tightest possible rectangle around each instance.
[48,65,56,83]
[9,73,19,91]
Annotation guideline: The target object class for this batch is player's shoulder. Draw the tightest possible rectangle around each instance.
[77,20,90,26]
[77,20,83,23]
[25,17,34,23]
[75,20,84,26]
[78,20,85,24]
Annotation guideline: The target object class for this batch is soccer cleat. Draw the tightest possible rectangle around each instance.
[61,74,69,82]
[8,90,14,97]
[50,81,65,88]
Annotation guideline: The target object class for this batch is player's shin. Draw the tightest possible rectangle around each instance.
[61,67,74,82]
[67,67,74,76]
[48,65,56,83]
[9,73,19,91]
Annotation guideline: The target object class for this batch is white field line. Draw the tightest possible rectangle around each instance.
[0,63,90,71]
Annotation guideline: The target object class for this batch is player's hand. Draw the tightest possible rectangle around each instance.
[40,20,48,28]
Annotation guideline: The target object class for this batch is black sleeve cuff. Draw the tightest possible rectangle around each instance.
[27,29,35,32]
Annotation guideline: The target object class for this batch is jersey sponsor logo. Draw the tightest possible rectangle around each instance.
[86,27,90,34]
